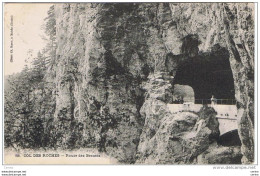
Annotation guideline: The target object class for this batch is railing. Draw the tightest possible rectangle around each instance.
[216,116,237,120]
[174,99,237,105]
[195,99,237,105]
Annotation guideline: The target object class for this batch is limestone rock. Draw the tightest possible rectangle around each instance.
[197,144,242,164]
[52,3,254,163]
[136,106,221,164]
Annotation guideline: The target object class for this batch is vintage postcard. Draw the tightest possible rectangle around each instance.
[3,2,256,166]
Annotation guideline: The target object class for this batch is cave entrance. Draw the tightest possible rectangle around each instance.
[218,129,242,147]
[172,46,235,103]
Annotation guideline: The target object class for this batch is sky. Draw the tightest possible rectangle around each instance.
[4,3,53,76]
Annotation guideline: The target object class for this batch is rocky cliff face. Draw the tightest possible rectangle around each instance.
[136,74,221,164]
[52,3,254,164]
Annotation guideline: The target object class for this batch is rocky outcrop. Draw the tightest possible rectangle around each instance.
[222,4,254,164]
[197,144,242,164]
[53,3,169,162]
[52,3,254,164]
[136,76,222,164]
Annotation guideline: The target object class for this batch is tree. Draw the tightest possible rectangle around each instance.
[4,67,35,148]
[4,49,56,149]
[43,5,57,70]
[4,5,58,150]
[89,107,123,152]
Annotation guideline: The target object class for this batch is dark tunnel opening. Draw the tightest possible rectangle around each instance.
[172,46,235,101]
[217,129,242,147]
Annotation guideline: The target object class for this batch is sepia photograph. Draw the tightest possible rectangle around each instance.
[2,1,256,168]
